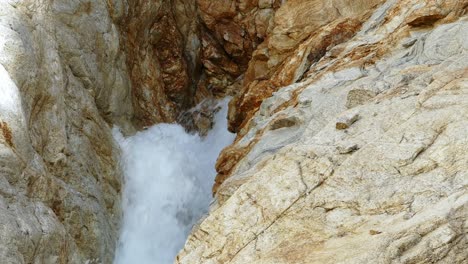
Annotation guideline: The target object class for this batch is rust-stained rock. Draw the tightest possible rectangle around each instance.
[178,0,468,263]
[228,0,384,132]
[118,0,199,128]
[213,143,253,195]
[407,14,447,27]
[118,0,278,128]
[197,0,282,96]
[0,121,13,148]
[336,110,360,130]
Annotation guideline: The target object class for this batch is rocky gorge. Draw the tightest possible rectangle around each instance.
[0,0,466,263]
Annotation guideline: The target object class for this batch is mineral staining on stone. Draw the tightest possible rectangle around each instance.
[177,1,468,263]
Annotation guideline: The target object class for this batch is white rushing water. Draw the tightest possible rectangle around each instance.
[113,99,235,264]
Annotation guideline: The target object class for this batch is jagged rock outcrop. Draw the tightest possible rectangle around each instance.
[0,0,132,262]
[178,0,468,263]
[197,0,282,97]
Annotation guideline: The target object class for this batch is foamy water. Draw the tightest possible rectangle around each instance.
[113,99,235,264]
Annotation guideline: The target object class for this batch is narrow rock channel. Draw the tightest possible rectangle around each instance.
[0,1,466,263]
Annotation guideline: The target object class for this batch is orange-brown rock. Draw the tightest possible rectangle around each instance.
[118,0,280,129]
[197,0,282,95]
[200,30,242,97]
[214,144,248,194]
[228,0,385,132]
[406,0,464,27]
[118,0,200,128]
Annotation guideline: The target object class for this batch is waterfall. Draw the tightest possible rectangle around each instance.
[113,99,235,264]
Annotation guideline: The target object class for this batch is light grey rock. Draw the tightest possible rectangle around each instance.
[0,0,133,262]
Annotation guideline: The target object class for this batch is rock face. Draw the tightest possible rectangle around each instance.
[0,0,132,263]
[116,0,272,128]
[178,0,468,263]
[0,0,258,262]
[197,0,282,97]
[118,0,200,127]
[1,0,467,263]
[227,0,394,132]
[0,0,251,262]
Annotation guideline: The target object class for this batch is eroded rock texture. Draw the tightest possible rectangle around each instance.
[0,0,247,262]
[178,1,468,263]
[228,0,386,132]
[116,0,271,128]
[0,0,131,263]
[197,0,282,97]
[118,0,201,127]
[0,0,257,262]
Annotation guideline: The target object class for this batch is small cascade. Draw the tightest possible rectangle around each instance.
[113,99,235,264]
